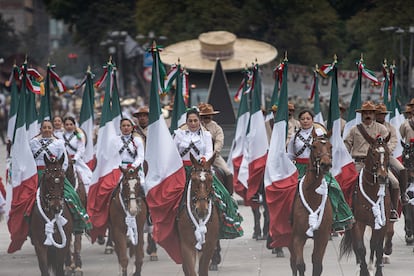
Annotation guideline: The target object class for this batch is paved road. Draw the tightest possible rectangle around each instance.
[0,143,413,275]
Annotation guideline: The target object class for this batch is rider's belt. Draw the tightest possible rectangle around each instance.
[295,158,309,164]
[183,160,192,167]
[353,156,365,162]
[37,166,46,170]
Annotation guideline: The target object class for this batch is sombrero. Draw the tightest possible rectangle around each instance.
[288,102,295,110]
[407,99,414,106]
[133,106,149,117]
[198,103,220,115]
[121,98,136,106]
[375,103,390,114]
[356,101,377,113]
[160,31,278,72]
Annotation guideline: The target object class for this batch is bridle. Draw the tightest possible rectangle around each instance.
[40,165,65,213]
[309,137,332,177]
[119,168,144,211]
[402,142,414,173]
[362,140,390,186]
[190,167,214,205]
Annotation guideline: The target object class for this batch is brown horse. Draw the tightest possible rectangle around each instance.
[64,157,87,275]
[340,135,391,276]
[109,165,146,276]
[177,153,219,276]
[400,141,414,249]
[289,132,333,276]
[30,155,73,276]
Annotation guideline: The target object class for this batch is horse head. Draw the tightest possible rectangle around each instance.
[189,153,216,220]
[42,154,66,214]
[365,134,391,185]
[119,165,142,216]
[310,128,332,176]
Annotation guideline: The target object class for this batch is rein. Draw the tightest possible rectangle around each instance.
[358,168,386,229]
[36,187,68,248]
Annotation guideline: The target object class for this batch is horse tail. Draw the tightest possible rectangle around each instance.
[339,229,353,260]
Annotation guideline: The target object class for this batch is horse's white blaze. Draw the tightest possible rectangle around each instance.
[200,171,206,182]
[377,146,385,170]
[128,179,138,215]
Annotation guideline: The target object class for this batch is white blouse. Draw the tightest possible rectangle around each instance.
[287,126,324,160]
[116,134,145,168]
[30,136,68,170]
[63,131,85,161]
[174,128,213,162]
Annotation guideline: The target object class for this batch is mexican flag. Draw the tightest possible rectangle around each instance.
[264,60,298,248]
[6,65,20,142]
[79,68,95,169]
[7,62,38,253]
[310,69,324,125]
[326,61,358,205]
[144,43,186,264]
[169,64,187,133]
[246,64,268,202]
[87,61,122,242]
[38,64,53,122]
[388,64,404,159]
[229,69,250,200]
[342,60,362,138]
[111,68,122,134]
[26,68,39,140]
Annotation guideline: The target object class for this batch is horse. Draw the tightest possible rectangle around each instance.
[63,156,88,275]
[30,155,73,276]
[340,135,391,276]
[177,153,219,276]
[288,132,333,276]
[400,140,414,250]
[108,165,146,276]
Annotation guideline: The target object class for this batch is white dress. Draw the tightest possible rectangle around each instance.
[63,131,92,186]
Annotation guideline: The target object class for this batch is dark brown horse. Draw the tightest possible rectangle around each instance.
[340,135,391,276]
[64,157,87,275]
[400,141,414,249]
[289,132,333,276]
[30,155,73,276]
[177,153,219,276]
[109,165,146,276]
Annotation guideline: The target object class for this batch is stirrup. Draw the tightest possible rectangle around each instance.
[390,210,398,222]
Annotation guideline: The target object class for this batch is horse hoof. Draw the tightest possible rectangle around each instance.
[383,254,390,264]
[104,246,113,254]
[97,236,105,245]
[405,235,414,245]
[150,254,158,261]
[209,264,218,271]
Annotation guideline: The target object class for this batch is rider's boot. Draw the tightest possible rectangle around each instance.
[399,169,409,205]
[390,188,400,222]
[225,174,234,195]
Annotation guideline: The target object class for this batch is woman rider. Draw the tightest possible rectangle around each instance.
[173,108,243,239]
[53,115,64,140]
[287,109,354,231]
[30,120,91,234]
[62,116,92,193]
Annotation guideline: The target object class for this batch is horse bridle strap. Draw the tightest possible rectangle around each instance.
[180,142,200,157]
[119,136,137,158]
[33,139,54,159]
[63,133,77,152]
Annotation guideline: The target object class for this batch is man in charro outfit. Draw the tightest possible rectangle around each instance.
[198,103,233,194]
[133,106,149,144]
[344,101,400,221]
[287,102,301,146]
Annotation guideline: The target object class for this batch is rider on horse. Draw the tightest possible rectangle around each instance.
[30,120,91,233]
[198,103,233,195]
[62,116,92,192]
[174,108,243,239]
[287,109,354,232]
[344,101,400,221]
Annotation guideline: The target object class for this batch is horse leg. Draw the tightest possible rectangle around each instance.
[199,241,218,276]
[146,233,158,261]
[209,240,221,271]
[133,228,145,276]
[352,224,369,276]
[73,233,83,275]
[251,207,261,239]
[383,222,394,264]
[288,244,298,276]
[403,203,414,244]
[105,228,114,254]
[34,245,50,276]
[262,198,270,239]
[180,242,197,276]
[113,234,128,276]
[291,234,306,276]
[371,229,385,276]
[64,243,74,275]
[312,232,330,276]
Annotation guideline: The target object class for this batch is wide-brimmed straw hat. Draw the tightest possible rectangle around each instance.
[375,103,391,114]
[198,103,220,115]
[133,106,149,117]
[356,101,377,113]
[407,99,414,106]
[288,102,295,110]
[121,98,136,106]
[160,31,278,72]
